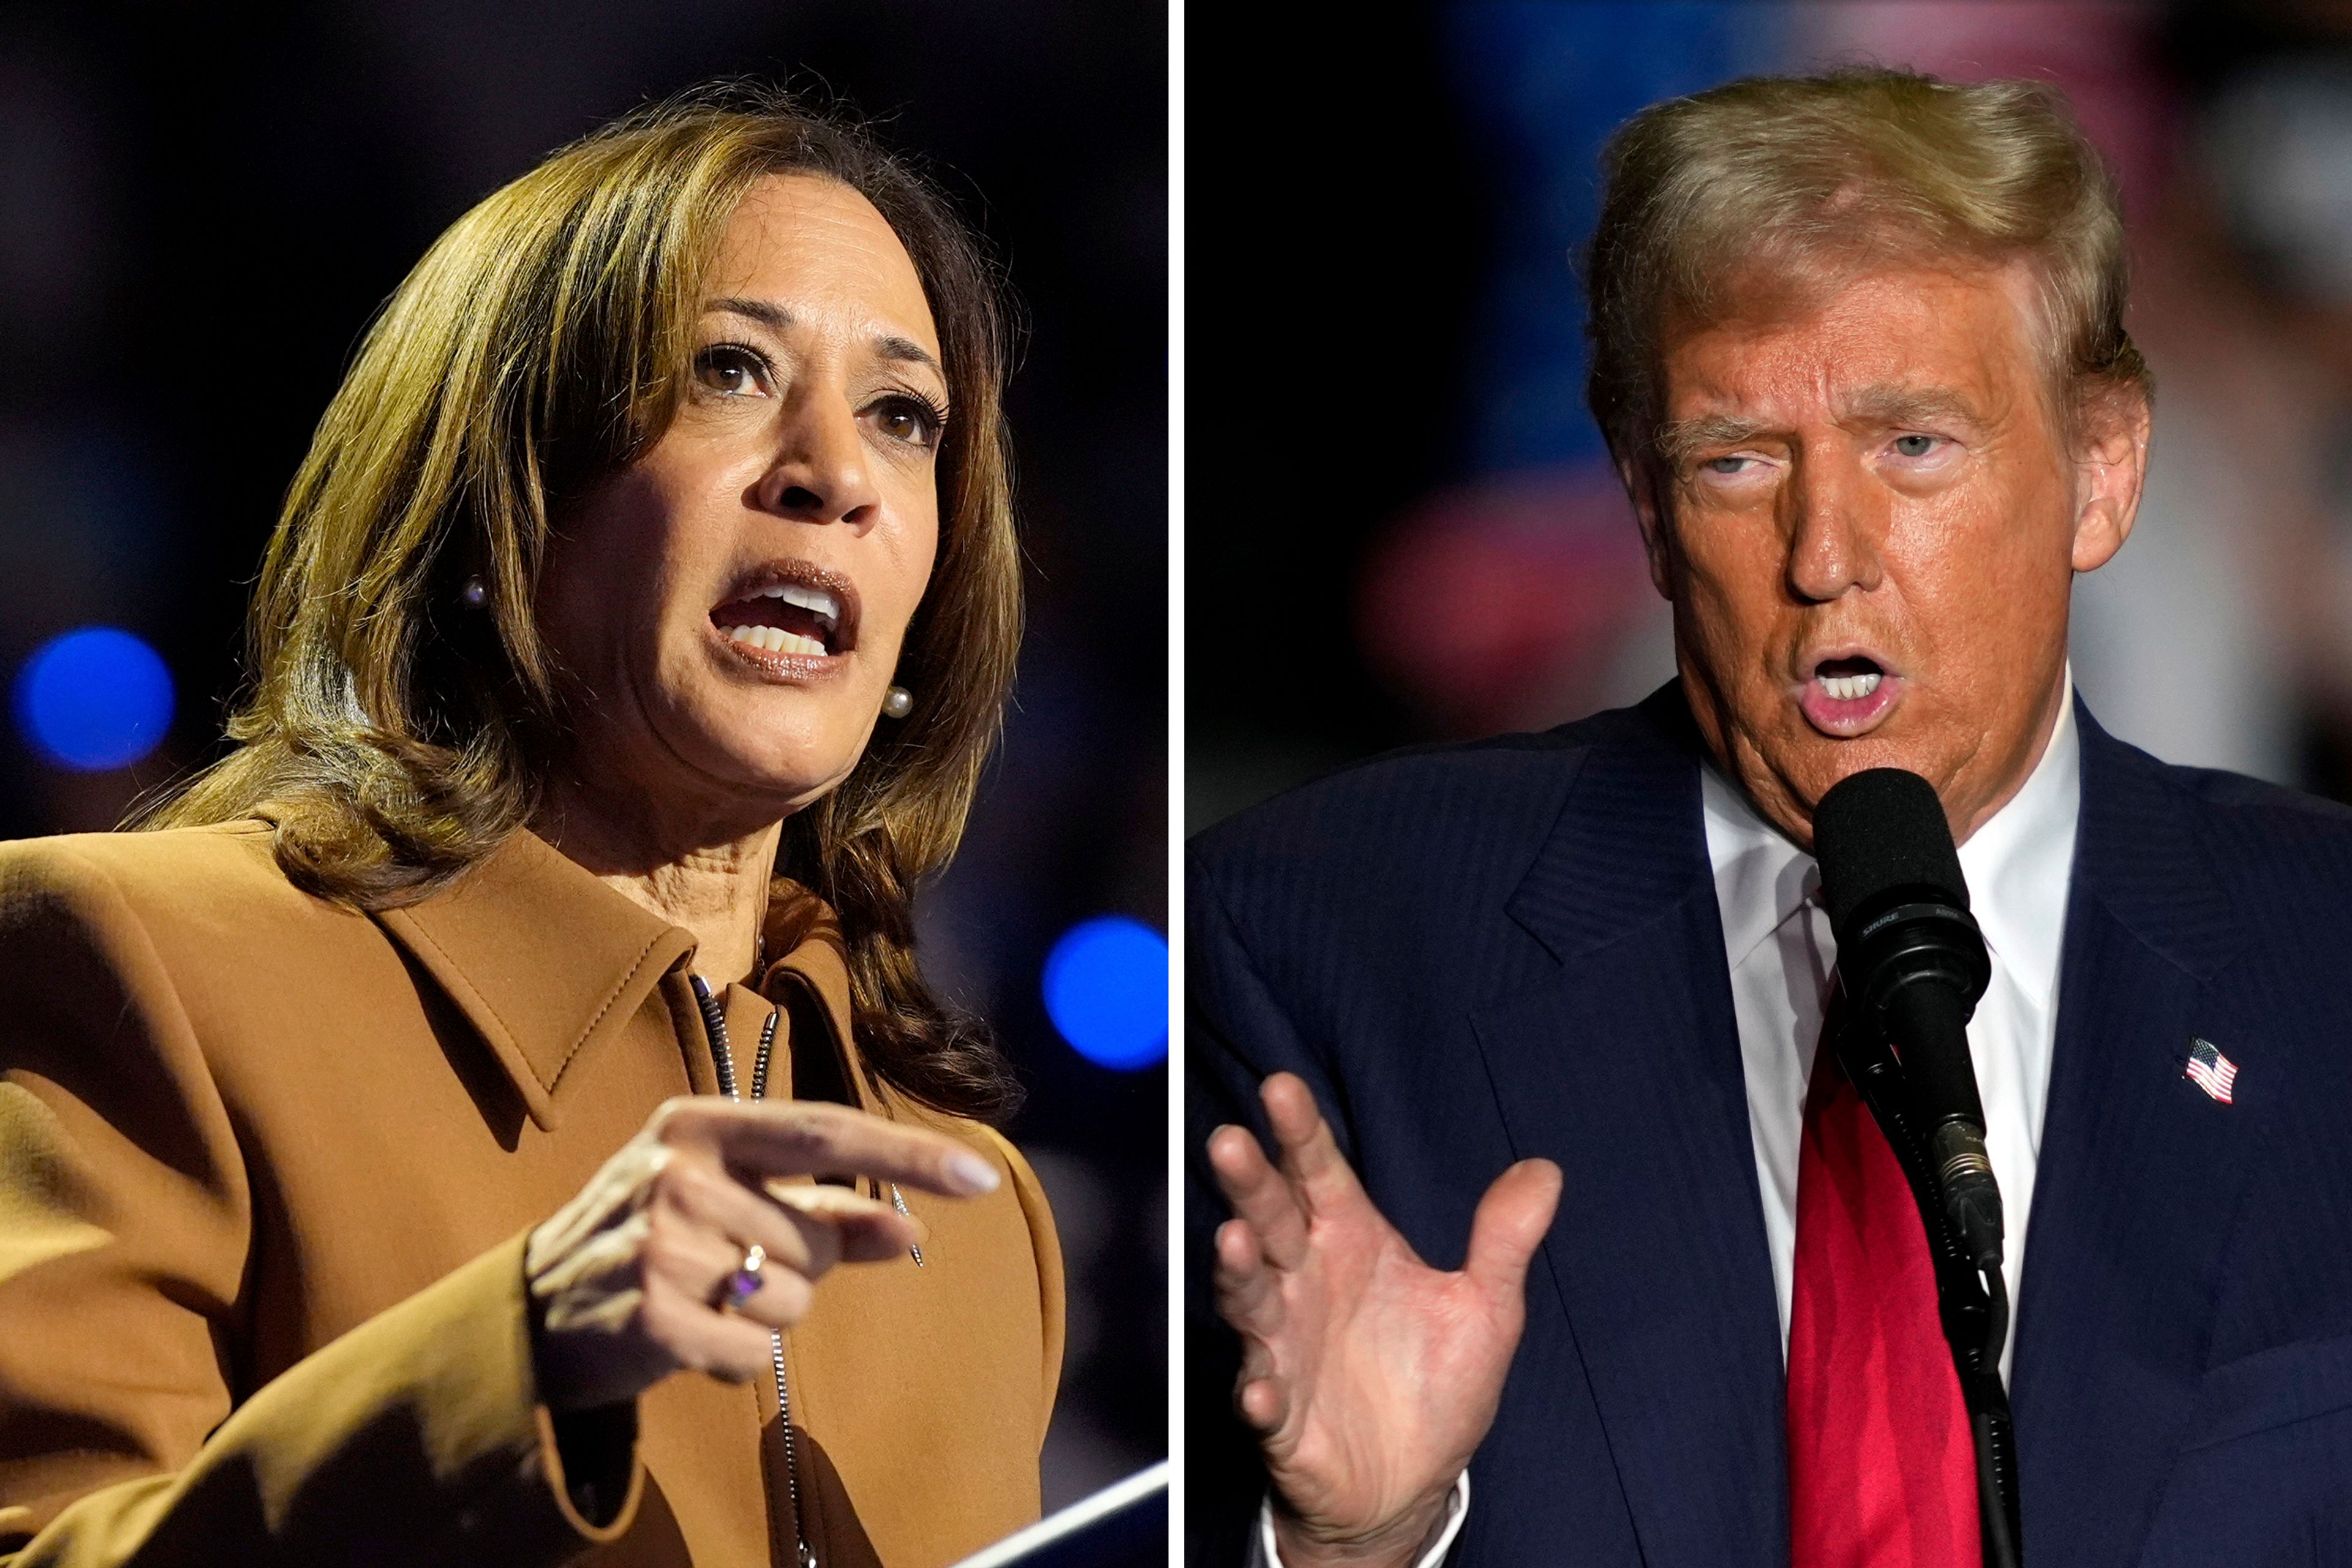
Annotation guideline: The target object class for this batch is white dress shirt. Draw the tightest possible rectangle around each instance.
[1256,687,2082,1567]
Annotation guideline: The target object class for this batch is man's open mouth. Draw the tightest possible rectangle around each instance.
[1815,655,1883,702]
[1799,652,1901,736]
[710,571,856,660]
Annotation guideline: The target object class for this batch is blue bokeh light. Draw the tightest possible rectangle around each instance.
[1042,915,1169,1071]
[13,627,176,772]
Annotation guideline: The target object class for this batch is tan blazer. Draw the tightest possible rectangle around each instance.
[0,821,1063,1567]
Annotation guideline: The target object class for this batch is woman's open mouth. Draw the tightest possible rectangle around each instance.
[1798,652,1902,737]
[709,565,859,674]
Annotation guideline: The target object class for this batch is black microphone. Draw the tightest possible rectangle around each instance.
[1812,767,2003,1276]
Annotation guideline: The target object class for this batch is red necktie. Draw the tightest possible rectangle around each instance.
[1786,1022,1980,1567]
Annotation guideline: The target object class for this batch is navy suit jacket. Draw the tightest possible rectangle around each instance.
[1187,684,2352,1567]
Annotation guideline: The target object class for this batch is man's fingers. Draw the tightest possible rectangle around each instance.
[1235,1375,1287,1435]
[1260,1072,1369,1214]
[1212,1223,1292,1438]
[658,1098,1000,1198]
[1463,1158,1562,1305]
[1211,1218,1285,1338]
[1207,1123,1311,1269]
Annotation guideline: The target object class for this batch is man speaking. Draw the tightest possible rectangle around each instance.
[1188,69,2352,1568]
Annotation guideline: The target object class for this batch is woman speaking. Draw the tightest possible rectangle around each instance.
[0,87,1059,1567]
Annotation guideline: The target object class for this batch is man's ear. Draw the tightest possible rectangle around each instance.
[2070,385,2151,575]
[1622,454,1678,600]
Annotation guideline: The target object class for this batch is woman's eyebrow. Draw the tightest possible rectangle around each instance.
[703,298,943,379]
[873,335,943,377]
[707,296,791,333]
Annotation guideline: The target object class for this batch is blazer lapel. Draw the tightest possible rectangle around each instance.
[377,831,696,1132]
[1471,687,1785,1567]
[2012,703,2260,1566]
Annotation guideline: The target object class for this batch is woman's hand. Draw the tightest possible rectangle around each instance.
[1208,1073,1562,1568]
[526,1096,1000,1412]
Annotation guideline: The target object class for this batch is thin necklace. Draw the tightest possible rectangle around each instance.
[746,913,918,1267]
[755,878,771,978]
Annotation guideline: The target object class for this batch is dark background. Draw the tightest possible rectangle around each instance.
[0,0,1165,1512]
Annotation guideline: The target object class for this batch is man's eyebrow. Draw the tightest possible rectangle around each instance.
[1841,384,1985,429]
[1657,414,1771,467]
[703,299,944,379]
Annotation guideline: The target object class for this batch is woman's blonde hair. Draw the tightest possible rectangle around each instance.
[1586,67,2152,467]
[144,84,1024,1121]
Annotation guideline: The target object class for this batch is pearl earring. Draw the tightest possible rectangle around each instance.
[881,685,913,719]
[460,576,488,608]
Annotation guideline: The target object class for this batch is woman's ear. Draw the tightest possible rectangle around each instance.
[2070,386,2152,575]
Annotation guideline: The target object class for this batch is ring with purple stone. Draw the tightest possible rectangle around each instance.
[720,1243,767,1311]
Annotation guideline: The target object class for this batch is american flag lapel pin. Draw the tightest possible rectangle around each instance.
[2185,1037,2238,1104]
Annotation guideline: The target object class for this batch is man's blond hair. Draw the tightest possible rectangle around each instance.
[1586,67,2150,466]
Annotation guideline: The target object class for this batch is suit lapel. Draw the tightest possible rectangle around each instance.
[2013,704,2261,1566]
[1471,688,1785,1567]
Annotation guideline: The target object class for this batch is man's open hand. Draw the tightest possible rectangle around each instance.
[1208,1072,1562,1567]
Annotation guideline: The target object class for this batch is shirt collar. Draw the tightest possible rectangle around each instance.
[1701,670,2081,1001]
[374,828,857,1132]
[1701,760,1819,971]
[1955,676,2080,1006]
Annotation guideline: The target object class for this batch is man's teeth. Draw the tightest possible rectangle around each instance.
[726,624,828,656]
[751,582,842,630]
[1820,670,1883,701]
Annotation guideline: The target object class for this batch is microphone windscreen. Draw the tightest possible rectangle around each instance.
[1812,767,1969,934]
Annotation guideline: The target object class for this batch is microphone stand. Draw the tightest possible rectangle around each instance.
[1830,1003,2024,1568]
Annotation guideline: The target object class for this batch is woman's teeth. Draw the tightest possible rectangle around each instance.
[751,582,842,631]
[1820,671,1882,701]
[726,624,828,656]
